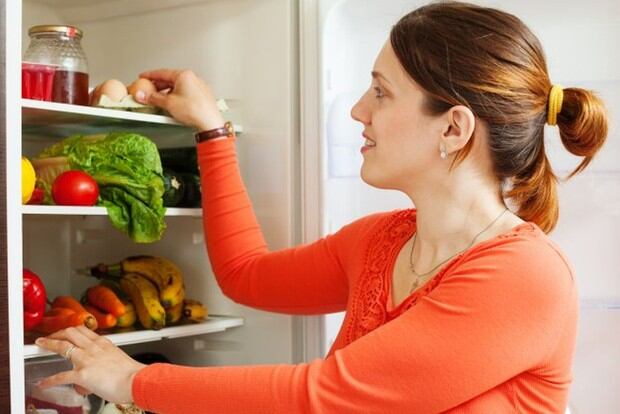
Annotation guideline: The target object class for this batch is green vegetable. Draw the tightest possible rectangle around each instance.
[162,170,185,207]
[35,132,166,243]
[179,173,202,207]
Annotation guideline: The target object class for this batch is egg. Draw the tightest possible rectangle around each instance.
[127,78,157,100]
[97,79,128,102]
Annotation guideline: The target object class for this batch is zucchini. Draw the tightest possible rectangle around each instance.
[179,173,202,207]
[162,170,185,207]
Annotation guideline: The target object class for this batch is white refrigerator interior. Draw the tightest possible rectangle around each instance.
[11,0,317,412]
[320,1,620,413]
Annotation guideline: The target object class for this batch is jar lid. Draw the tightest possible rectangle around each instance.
[28,25,83,39]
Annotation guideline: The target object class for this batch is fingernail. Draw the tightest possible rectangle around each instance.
[35,338,44,346]
[136,90,146,102]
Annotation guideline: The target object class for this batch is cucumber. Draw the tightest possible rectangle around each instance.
[179,173,202,207]
[162,170,185,207]
[158,147,198,174]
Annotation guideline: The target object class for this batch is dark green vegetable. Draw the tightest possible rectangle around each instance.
[179,173,202,207]
[162,170,185,207]
[36,132,166,243]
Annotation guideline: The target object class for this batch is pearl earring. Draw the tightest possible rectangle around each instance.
[440,144,447,160]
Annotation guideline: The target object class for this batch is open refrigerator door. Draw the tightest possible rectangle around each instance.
[5,1,318,412]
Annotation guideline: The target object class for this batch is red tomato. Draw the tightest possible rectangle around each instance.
[52,170,99,206]
[26,187,45,205]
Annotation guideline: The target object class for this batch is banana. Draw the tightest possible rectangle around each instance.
[165,301,184,324]
[183,299,208,322]
[116,300,137,328]
[91,256,185,309]
[119,273,165,330]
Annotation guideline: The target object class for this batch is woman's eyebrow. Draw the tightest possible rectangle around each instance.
[371,70,392,86]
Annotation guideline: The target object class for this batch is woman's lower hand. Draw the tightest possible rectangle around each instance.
[136,68,226,131]
[34,326,146,404]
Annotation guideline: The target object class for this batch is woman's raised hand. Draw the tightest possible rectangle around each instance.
[137,69,225,131]
[34,326,146,404]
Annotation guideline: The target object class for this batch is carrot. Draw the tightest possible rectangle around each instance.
[84,304,117,330]
[51,295,88,314]
[87,285,126,317]
[36,307,98,334]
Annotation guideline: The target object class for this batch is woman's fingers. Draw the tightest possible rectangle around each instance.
[75,325,100,341]
[144,92,170,109]
[139,69,182,84]
[37,370,78,389]
[35,337,84,362]
[46,327,93,349]
[74,384,92,396]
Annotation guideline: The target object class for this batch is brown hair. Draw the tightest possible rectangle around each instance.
[390,1,608,233]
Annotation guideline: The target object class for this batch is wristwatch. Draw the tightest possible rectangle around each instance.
[194,121,235,143]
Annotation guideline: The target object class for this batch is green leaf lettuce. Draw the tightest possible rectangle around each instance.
[36,132,166,243]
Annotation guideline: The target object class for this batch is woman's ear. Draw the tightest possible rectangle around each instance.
[440,105,476,153]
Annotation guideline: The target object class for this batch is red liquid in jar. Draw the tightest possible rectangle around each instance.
[52,70,89,105]
[22,63,56,101]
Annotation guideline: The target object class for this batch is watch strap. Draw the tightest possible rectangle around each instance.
[194,121,234,143]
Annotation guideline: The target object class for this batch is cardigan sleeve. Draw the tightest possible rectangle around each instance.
[132,235,576,413]
[196,137,377,314]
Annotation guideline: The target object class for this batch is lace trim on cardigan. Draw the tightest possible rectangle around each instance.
[345,210,417,344]
[344,211,535,345]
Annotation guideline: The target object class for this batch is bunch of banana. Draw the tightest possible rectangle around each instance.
[116,300,137,328]
[183,299,208,322]
[119,273,166,330]
[165,301,184,324]
[91,255,185,309]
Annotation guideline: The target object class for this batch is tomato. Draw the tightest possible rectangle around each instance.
[27,187,45,205]
[52,170,99,206]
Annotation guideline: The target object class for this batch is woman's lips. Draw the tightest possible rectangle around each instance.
[361,135,376,153]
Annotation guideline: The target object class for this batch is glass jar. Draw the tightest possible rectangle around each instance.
[23,25,89,105]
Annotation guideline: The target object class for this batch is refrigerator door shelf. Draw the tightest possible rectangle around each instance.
[21,98,243,149]
[23,315,244,359]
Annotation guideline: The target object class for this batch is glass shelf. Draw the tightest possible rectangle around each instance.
[22,205,202,217]
[24,315,244,359]
[22,99,243,148]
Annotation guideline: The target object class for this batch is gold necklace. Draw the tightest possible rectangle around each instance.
[408,208,508,293]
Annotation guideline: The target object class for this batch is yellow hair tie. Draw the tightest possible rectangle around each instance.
[547,84,564,126]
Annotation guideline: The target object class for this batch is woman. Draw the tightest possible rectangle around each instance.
[35,2,607,413]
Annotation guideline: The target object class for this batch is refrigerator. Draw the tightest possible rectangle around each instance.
[6,1,322,412]
[320,1,620,414]
[1,0,618,413]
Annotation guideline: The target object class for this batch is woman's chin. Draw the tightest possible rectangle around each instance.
[360,168,393,189]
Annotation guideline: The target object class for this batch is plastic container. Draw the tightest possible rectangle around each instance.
[23,25,89,105]
[25,358,103,414]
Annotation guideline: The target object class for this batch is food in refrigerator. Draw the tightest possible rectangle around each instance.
[23,25,89,105]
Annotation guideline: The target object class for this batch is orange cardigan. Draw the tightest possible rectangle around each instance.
[132,137,578,413]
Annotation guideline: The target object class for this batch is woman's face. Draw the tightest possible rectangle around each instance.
[351,41,446,191]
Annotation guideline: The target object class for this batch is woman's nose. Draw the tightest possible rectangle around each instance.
[351,95,369,125]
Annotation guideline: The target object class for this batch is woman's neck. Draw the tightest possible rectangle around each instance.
[404,177,522,267]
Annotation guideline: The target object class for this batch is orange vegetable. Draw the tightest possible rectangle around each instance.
[84,304,117,330]
[36,307,98,334]
[87,285,126,317]
[51,295,88,314]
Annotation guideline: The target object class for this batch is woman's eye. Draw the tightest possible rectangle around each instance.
[373,86,384,99]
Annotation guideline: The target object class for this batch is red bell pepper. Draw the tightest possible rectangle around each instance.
[23,269,47,331]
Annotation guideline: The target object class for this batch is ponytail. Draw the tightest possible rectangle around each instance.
[506,150,559,233]
[506,87,608,233]
[557,88,608,178]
